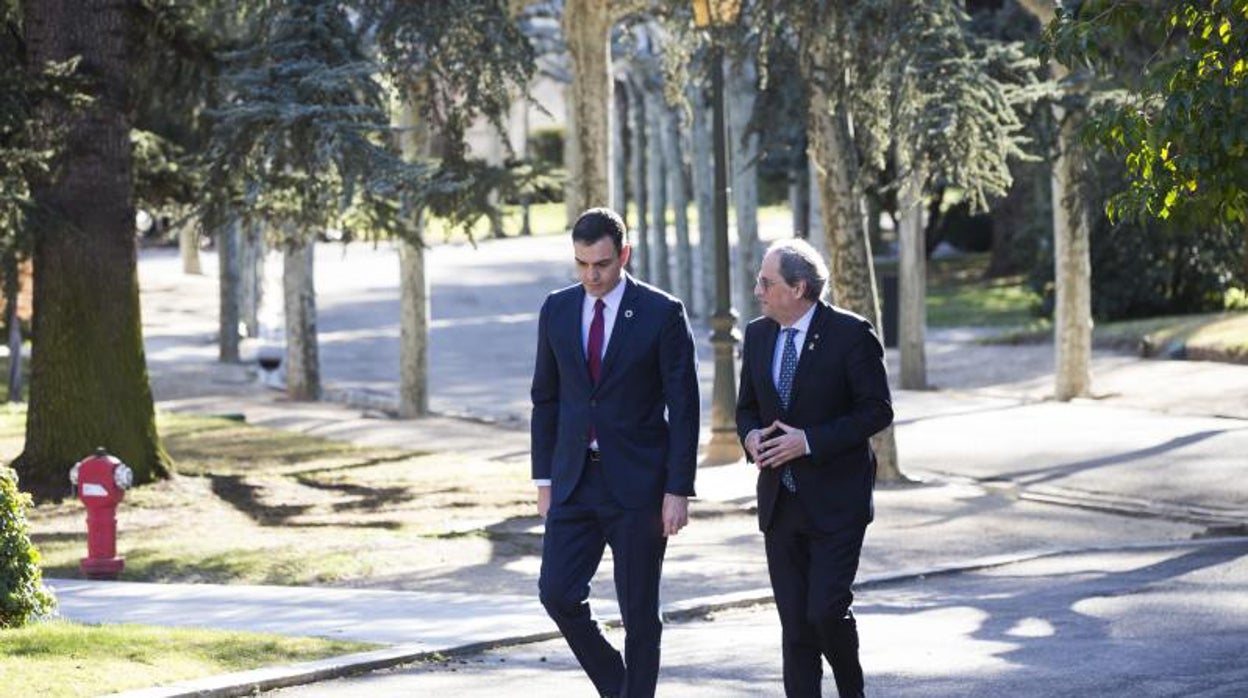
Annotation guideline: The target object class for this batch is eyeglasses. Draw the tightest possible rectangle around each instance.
[756,276,780,291]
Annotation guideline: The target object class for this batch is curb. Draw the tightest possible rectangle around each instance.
[109,536,1248,698]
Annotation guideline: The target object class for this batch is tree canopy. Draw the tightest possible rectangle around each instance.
[1047,0,1248,225]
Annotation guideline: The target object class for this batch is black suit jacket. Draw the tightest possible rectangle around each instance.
[736,302,893,532]
[531,275,699,510]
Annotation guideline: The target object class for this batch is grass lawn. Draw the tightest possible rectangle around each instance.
[0,620,373,698]
[878,253,1044,329]
[426,201,568,241]
[11,411,538,589]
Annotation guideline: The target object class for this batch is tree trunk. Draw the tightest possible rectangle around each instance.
[4,253,23,403]
[984,161,1042,279]
[1016,0,1092,400]
[282,235,320,401]
[612,80,630,222]
[646,90,671,290]
[399,240,429,417]
[564,81,580,230]
[397,90,431,418]
[628,80,649,279]
[16,0,170,499]
[662,103,693,308]
[562,0,612,216]
[180,221,202,275]
[807,152,828,259]
[486,128,506,239]
[239,219,265,337]
[897,172,927,390]
[790,145,811,238]
[808,99,904,482]
[218,218,241,362]
[689,83,715,319]
[727,55,761,327]
[1052,112,1093,400]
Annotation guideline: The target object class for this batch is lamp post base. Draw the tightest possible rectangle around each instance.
[703,428,743,466]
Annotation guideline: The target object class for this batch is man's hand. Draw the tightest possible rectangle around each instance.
[536,485,551,519]
[755,421,806,470]
[662,493,689,537]
[743,428,765,462]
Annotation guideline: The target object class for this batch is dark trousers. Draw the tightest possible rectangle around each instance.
[765,487,867,698]
[539,454,668,698]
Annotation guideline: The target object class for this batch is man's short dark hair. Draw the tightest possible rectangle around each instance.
[571,207,628,252]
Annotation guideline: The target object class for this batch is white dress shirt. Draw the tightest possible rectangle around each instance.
[758,302,815,456]
[771,303,816,389]
[582,273,628,359]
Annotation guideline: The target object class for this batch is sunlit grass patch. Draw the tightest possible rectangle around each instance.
[0,619,374,698]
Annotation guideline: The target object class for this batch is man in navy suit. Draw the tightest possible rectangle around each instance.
[736,239,893,697]
[531,207,699,698]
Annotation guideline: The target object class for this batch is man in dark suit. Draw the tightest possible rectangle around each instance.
[531,207,699,698]
[736,239,893,697]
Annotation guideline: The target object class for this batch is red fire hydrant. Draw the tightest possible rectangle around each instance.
[69,448,134,580]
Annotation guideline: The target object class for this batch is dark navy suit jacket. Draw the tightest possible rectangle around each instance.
[531,276,699,510]
[736,302,893,532]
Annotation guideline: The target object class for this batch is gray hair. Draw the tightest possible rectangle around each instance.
[767,238,828,302]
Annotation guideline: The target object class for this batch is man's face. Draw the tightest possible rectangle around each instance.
[755,251,806,325]
[575,237,631,298]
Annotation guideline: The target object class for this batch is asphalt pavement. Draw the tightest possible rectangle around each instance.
[269,539,1248,698]
[37,236,1248,697]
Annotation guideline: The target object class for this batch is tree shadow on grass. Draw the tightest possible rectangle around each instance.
[208,474,313,525]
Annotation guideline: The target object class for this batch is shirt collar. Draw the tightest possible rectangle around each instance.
[591,273,628,311]
[784,303,817,336]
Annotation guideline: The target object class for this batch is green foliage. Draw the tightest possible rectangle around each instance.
[360,0,537,141]
[1048,0,1248,224]
[0,466,55,628]
[0,4,87,256]
[132,129,197,215]
[528,127,566,169]
[892,3,1042,212]
[1029,149,1248,321]
[205,0,433,242]
[754,0,1041,212]
[201,0,540,244]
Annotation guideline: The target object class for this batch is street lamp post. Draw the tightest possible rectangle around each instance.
[693,0,742,465]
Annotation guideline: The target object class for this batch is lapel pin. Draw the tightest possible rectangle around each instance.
[624,309,634,318]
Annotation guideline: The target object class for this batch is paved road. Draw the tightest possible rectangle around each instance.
[270,538,1248,698]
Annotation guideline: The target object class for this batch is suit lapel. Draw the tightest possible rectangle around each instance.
[787,302,829,409]
[597,277,638,388]
[569,286,591,384]
[759,319,782,410]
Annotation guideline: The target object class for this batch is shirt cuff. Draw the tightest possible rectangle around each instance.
[533,479,552,487]
[800,431,811,456]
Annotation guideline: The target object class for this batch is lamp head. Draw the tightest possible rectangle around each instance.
[692,0,742,28]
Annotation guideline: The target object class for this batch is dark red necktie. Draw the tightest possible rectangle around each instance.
[587,298,604,444]
[587,298,605,384]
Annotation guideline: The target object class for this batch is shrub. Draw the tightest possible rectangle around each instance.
[1,466,56,628]
[1028,150,1248,321]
